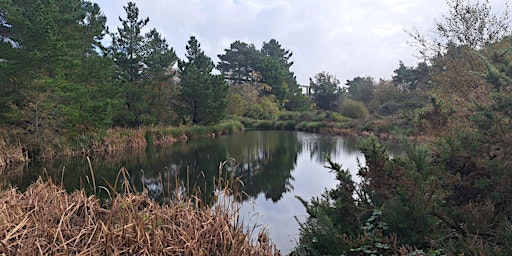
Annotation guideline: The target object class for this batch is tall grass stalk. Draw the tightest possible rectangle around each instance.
[0,161,279,255]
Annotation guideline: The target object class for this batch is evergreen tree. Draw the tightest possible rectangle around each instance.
[310,72,341,111]
[0,0,117,153]
[110,2,177,126]
[110,1,148,84]
[176,36,228,125]
[260,39,308,110]
[217,40,260,84]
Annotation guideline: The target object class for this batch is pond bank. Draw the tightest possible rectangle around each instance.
[0,120,246,169]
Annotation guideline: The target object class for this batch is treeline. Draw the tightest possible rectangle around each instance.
[0,1,312,158]
[293,0,512,255]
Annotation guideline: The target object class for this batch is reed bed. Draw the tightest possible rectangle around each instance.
[0,177,278,255]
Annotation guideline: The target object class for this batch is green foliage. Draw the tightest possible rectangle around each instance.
[211,120,244,135]
[253,121,274,130]
[109,2,177,127]
[217,38,302,108]
[176,36,228,125]
[245,96,280,120]
[416,94,454,130]
[293,157,360,256]
[339,99,369,119]
[346,76,375,105]
[217,40,260,84]
[295,135,442,254]
[274,120,297,130]
[295,122,327,132]
[310,71,342,111]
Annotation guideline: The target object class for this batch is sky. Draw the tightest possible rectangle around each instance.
[92,0,509,85]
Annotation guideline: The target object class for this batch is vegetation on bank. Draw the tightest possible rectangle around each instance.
[0,173,278,255]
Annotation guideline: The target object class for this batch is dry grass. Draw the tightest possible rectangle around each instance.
[0,173,278,255]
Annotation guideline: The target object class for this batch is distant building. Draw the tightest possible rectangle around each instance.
[299,84,312,96]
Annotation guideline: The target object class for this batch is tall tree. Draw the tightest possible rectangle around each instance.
[217,40,259,84]
[110,2,177,126]
[261,39,293,71]
[143,28,177,81]
[0,0,117,153]
[176,36,228,125]
[310,72,341,111]
[110,1,148,84]
[261,39,310,110]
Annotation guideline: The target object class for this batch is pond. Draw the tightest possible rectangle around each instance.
[9,130,367,254]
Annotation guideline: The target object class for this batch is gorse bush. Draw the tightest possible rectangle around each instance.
[293,135,441,255]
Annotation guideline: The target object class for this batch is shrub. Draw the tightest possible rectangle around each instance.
[254,121,274,130]
[339,99,369,119]
[296,121,327,132]
[278,111,301,121]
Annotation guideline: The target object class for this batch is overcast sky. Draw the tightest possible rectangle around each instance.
[92,0,509,85]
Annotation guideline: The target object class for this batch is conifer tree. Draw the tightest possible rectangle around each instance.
[176,36,228,125]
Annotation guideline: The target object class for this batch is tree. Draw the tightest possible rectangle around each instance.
[257,56,287,102]
[408,0,511,58]
[142,28,178,125]
[0,0,117,154]
[110,1,148,84]
[346,76,375,105]
[310,72,341,111]
[260,39,308,110]
[110,2,177,126]
[176,36,228,125]
[430,39,512,254]
[217,40,260,84]
[392,61,430,91]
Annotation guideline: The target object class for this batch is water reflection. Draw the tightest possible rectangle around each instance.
[8,130,367,253]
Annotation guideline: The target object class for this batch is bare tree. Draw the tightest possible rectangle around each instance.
[408,0,511,59]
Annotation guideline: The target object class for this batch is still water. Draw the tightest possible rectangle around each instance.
[11,130,365,254]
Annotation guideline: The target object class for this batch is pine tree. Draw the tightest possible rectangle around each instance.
[176,36,228,125]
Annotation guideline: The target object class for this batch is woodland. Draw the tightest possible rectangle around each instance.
[1,0,512,255]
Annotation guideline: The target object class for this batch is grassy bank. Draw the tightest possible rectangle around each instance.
[0,120,246,165]
[0,176,278,255]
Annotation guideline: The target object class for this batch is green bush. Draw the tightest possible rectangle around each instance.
[212,120,244,135]
[296,121,327,132]
[185,126,212,138]
[278,111,301,121]
[274,120,297,130]
[253,121,274,130]
[339,99,369,119]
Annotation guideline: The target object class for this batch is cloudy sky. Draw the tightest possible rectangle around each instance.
[93,0,509,85]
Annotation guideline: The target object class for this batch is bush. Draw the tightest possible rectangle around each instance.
[339,99,369,119]
[212,120,244,135]
[278,111,301,121]
[274,120,297,130]
[253,121,274,130]
[185,126,212,139]
[296,121,327,132]
[378,101,401,116]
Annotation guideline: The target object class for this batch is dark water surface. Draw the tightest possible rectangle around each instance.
[11,130,366,254]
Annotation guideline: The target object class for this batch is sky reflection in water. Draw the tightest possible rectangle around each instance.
[19,131,366,254]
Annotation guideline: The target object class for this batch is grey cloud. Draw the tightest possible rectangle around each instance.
[94,0,508,84]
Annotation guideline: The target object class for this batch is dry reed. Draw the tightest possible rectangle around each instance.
[0,175,278,255]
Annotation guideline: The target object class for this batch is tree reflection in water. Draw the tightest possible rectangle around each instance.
[15,131,362,205]
[11,130,370,253]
